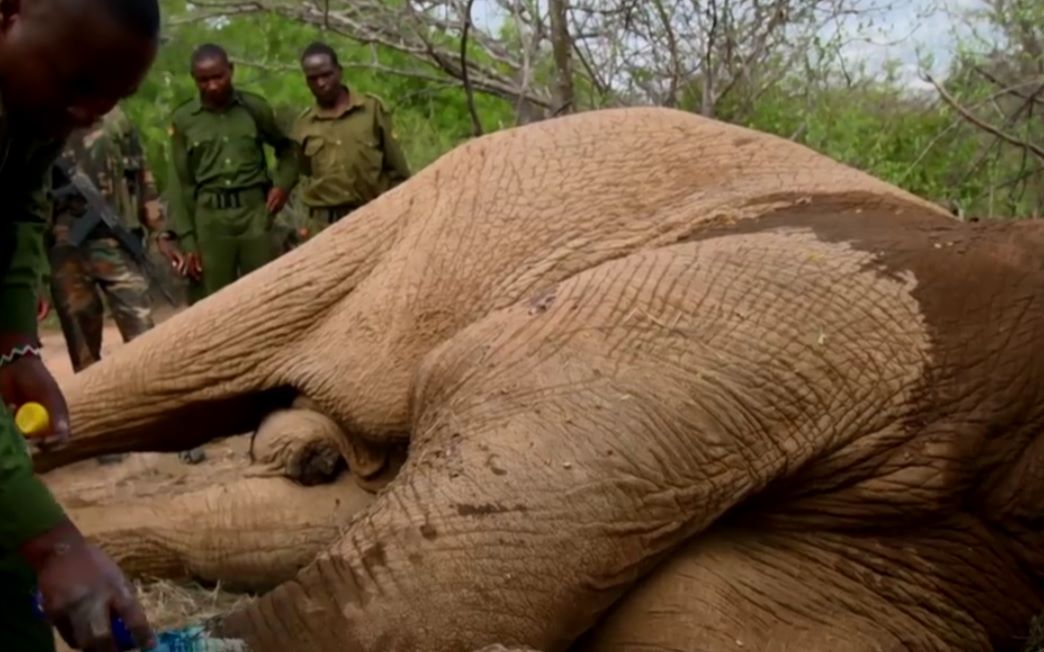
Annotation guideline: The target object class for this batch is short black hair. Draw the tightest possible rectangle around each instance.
[300,41,340,68]
[99,0,161,39]
[191,43,229,68]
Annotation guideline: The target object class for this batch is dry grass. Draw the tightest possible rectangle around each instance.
[53,580,254,650]
[53,580,255,652]
[132,579,255,632]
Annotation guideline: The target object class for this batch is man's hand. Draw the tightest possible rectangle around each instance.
[157,235,185,270]
[184,252,204,281]
[0,341,69,447]
[266,186,289,214]
[36,297,51,322]
[158,236,203,281]
[21,520,156,652]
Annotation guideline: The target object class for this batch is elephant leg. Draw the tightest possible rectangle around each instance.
[575,521,1040,652]
[249,398,406,491]
[49,449,377,592]
[214,234,931,651]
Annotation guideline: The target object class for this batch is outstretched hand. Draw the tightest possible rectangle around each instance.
[22,520,156,652]
[0,341,69,447]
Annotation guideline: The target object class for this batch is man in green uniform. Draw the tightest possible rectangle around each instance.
[0,1,160,650]
[163,43,299,299]
[292,41,411,230]
[47,104,162,373]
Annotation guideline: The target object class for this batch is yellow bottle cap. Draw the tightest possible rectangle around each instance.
[15,402,50,438]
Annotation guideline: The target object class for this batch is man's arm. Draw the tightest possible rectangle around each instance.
[0,139,69,552]
[124,123,163,232]
[0,413,67,552]
[167,118,198,253]
[289,112,313,180]
[248,95,300,193]
[376,103,411,187]
[0,140,61,341]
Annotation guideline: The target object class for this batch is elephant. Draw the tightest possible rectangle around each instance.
[34,106,1044,651]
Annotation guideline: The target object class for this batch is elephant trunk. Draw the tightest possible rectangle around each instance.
[59,472,376,592]
[34,214,396,473]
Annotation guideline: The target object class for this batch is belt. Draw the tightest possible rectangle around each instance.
[200,185,266,210]
[309,204,358,224]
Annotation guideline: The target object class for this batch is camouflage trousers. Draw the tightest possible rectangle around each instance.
[48,238,155,373]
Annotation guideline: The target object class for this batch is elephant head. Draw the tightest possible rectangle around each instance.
[36,107,1044,650]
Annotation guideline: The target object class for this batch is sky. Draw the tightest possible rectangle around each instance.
[471,0,992,90]
[828,0,990,89]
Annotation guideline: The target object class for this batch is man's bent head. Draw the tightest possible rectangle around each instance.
[0,0,160,138]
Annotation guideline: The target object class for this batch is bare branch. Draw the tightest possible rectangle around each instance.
[926,73,1044,162]
[460,0,484,135]
[973,66,1044,104]
[548,0,575,115]
[183,0,554,108]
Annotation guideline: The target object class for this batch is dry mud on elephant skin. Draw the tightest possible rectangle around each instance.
[35,106,1044,650]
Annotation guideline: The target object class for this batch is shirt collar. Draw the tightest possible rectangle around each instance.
[307,87,365,121]
[190,90,244,114]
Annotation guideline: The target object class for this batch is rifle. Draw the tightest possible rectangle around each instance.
[52,158,177,306]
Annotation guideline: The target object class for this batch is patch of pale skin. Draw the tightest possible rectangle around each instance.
[211,228,933,651]
[39,108,951,475]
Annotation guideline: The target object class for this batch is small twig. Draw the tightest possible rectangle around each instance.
[925,74,1044,162]
[973,66,1044,105]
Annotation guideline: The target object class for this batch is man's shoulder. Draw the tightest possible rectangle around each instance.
[362,93,390,113]
[290,105,316,136]
[170,98,199,126]
[237,89,274,114]
[292,104,316,125]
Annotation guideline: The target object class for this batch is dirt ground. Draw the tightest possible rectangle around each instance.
[37,311,258,650]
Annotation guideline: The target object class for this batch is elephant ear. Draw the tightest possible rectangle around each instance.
[473,646,544,652]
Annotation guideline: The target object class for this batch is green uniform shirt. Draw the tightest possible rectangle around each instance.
[291,90,411,210]
[0,90,69,551]
[168,90,300,252]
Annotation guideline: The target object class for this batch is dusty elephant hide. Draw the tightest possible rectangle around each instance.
[36,106,1044,652]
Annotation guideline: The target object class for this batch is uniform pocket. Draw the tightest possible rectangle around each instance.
[187,135,219,173]
[302,137,327,177]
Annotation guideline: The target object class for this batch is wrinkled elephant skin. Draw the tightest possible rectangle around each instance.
[38,107,1044,651]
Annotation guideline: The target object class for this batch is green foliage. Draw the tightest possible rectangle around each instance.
[125,0,515,193]
[125,0,1039,221]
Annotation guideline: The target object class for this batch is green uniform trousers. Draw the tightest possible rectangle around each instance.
[0,415,55,652]
[185,278,207,307]
[194,185,276,299]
